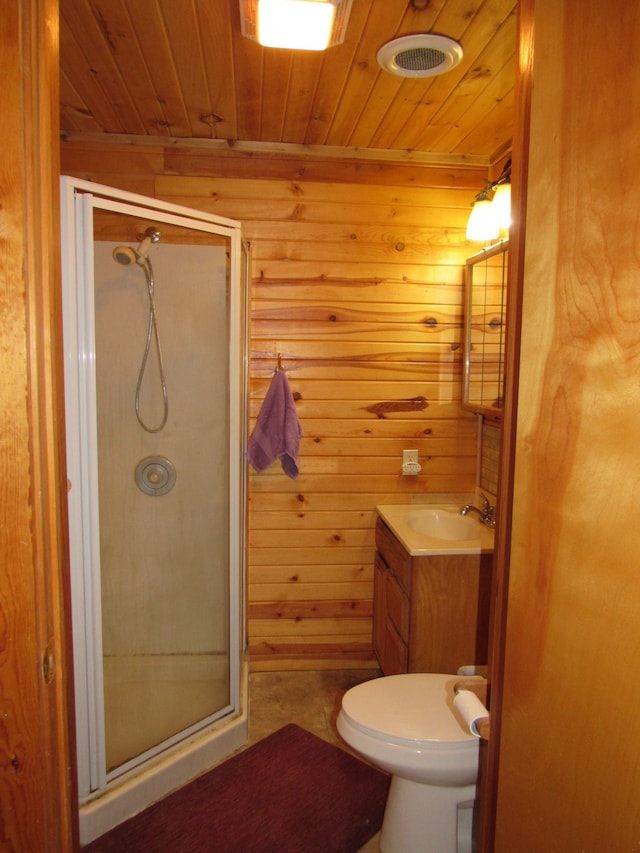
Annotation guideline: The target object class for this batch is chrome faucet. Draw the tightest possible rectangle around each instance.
[460,493,496,529]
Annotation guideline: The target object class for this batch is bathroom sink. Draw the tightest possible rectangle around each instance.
[406,508,480,541]
[376,502,495,556]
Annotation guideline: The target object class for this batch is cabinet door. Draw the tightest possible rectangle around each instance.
[409,553,491,673]
[373,553,387,665]
[375,518,411,592]
[374,552,410,675]
[383,618,408,675]
[386,567,410,645]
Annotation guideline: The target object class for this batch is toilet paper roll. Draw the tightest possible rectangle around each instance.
[453,690,490,738]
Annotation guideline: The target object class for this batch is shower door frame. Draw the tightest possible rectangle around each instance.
[60,177,246,799]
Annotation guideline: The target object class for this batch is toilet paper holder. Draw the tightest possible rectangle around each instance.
[453,677,490,741]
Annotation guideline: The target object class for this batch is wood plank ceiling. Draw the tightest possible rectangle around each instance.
[59,0,516,164]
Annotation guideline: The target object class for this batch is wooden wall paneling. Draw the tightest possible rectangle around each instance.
[245,152,476,666]
[155,173,481,210]
[248,258,466,283]
[57,141,162,197]
[247,489,468,514]
[2,0,76,848]
[148,200,471,231]
[60,139,484,670]
[59,142,166,174]
[250,582,373,603]
[160,149,487,186]
[251,278,466,304]
[249,378,462,402]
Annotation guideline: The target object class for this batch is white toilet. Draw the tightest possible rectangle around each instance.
[337,673,480,853]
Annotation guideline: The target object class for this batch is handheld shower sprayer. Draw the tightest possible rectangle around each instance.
[113,246,138,266]
[110,225,168,433]
[112,226,161,266]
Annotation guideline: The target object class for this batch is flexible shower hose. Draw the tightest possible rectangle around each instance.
[135,257,168,433]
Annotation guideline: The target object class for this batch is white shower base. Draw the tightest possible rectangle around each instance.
[79,658,248,846]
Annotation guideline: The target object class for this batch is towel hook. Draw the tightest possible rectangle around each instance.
[275,353,283,372]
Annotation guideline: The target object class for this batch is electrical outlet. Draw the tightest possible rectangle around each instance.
[402,449,419,465]
[401,449,421,476]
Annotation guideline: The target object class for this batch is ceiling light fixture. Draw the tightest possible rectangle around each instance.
[466,158,512,242]
[239,0,353,51]
[377,34,464,78]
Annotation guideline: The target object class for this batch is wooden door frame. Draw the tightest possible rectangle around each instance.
[477,0,534,849]
[1,0,77,848]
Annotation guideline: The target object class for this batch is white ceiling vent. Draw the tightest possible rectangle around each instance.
[377,34,463,78]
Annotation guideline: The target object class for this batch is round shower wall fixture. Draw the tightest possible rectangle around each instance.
[377,34,463,78]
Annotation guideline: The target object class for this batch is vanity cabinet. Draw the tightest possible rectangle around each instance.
[373,517,492,675]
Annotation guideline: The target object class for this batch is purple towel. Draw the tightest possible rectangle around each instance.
[247,370,303,478]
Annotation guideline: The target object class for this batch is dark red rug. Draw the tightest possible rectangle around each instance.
[82,724,390,853]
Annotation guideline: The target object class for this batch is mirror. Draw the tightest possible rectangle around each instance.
[463,239,508,422]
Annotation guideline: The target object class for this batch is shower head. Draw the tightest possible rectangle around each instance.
[112,227,161,267]
[112,246,138,266]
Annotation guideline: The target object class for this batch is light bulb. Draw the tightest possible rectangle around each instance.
[491,183,511,230]
[257,0,335,50]
[466,199,499,242]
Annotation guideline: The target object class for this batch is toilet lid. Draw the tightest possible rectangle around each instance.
[341,673,476,745]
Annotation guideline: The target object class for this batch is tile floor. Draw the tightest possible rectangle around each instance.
[247,668,384,852]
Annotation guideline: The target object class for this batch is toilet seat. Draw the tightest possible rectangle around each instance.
[340,673,476,748]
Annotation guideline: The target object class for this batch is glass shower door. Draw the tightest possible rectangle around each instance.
[62,180,245,797]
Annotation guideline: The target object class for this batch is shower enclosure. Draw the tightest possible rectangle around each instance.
[60,178,247,842]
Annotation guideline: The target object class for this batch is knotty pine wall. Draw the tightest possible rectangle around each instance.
[60,140,487,671]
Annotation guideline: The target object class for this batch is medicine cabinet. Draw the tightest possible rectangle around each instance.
[463,239,509,422]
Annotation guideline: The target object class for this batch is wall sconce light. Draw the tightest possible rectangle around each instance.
[466,158,512,242]
[491,158,512,230]
[466,185,499,242]
[239,0,353,51]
